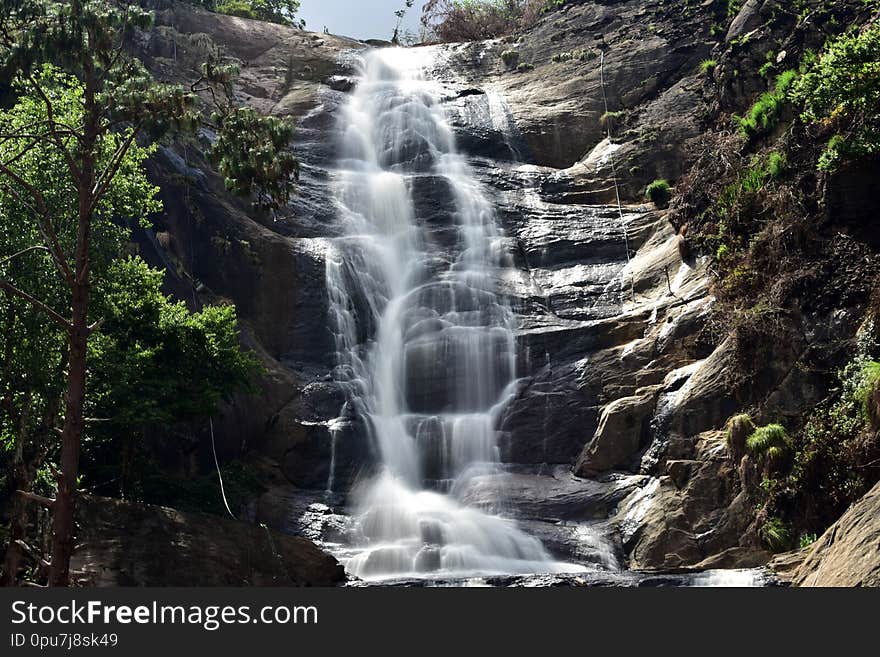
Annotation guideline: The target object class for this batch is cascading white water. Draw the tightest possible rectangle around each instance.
[326,48,576,580]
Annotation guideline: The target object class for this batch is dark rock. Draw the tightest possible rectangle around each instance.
[72,496,345,586]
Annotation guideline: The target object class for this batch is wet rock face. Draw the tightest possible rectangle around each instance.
[137,3,813,574]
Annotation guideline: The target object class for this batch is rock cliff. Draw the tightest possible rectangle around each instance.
[110,0,880,583]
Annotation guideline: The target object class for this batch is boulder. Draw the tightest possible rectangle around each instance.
[72,496,346,586]
[574,386,661,477]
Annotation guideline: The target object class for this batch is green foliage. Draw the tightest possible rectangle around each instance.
[765,150,786,179]
[790,25,880,170]
[761,517,791,552]
[552,49,589,63]
[734,70,799,139]
[501,49,520,67]
[798,533,818,549]
[0,66,163,482]
[140,461,266,517]
[646,179,672,207]
[726,413,755,448]
[755,327,880,539]
[853,360,880,422]
[88,257,258,428]
[746,423,789,460]
[210,107,299,210]
[700,59,718,76]
[727,0,743,18]
[214,0,302,26]
[82,257,259,499]
[516,62,534,73]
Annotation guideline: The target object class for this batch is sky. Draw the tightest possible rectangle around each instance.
[297,0,429,41]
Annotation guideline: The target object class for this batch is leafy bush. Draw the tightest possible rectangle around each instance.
[791,25,880,170]
[516,62,534,73]
[646,179,672,208]
[854,360,880,426]
[799,533,818,549]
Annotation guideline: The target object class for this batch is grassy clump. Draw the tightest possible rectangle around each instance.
[501,49,520,68]
[746,423,789,462]
[799,533,818,550]
[734,70,798,139]
[761,517,791,552]
[699,58,717,76]
[599,110,624,132]
[516,62,535,73]
[552,48,589,63]
[726,413,755,456]
[646,179,672,208]
[854,360,880,427]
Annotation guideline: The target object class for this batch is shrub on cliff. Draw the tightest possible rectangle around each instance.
[746,424,789,463]
[204,0,303,26]
[501,49,520,67]
[790,24,880,171]
[646,179,672,208]
[421,0,550,42]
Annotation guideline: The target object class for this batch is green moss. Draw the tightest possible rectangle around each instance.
[699,58,718,76]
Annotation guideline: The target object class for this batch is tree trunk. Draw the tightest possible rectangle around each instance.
[47,284,88,587]
[47,39,98,587]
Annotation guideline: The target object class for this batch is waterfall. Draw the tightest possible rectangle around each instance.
[325,48,575,580]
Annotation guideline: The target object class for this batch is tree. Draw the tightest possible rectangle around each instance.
[392,1,416,44]
[0,64,164,585]
[214,0,303,27]
[84,257,258,499]
[0,0,297,586]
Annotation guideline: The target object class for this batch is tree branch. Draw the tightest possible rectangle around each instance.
[0,161,75,284]
[89,123,142,215]
[0,245,51,266]
[15,490,55,509]
[0,281,72,331]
